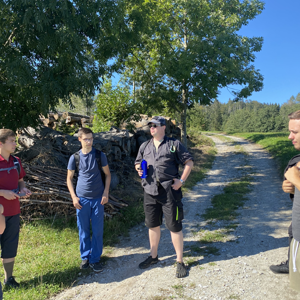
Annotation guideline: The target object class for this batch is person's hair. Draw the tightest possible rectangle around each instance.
[77,127,93,137]
[0,129,15,144]
[288,111,300,120]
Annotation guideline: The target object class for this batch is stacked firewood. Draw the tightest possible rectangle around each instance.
[16,126,136,169]
[20,164,128,220]
[40,112,93,129]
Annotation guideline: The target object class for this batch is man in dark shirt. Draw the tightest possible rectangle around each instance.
[135,116,194,278]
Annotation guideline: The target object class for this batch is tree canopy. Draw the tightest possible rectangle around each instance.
[186,93,300,133]
[0,0,145,130]
[93,79,141,132]
[121,0,265,145]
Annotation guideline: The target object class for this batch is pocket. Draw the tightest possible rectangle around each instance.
[176,201,184,222]
[169,186,182,202]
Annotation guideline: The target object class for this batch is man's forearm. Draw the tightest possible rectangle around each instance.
[67,178,77,198]
[180,160,194,182]
[104,174,111,193]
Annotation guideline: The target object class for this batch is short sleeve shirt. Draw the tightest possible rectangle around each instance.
[68,148,108,199]
[0,155,26,216]
[135,136,194,196]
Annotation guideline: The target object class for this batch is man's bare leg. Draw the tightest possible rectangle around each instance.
[149,226,161,258]
[171,230,187,277]
[170,230,183,262]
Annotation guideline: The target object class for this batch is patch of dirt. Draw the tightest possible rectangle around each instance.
[52,135,300,300]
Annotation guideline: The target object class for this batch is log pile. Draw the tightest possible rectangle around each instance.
[15,114,182,220]
[16,126,136,173]
[40,112,93,129]
[20,164,128,220]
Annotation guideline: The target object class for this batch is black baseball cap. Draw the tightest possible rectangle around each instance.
[148,116,166,126]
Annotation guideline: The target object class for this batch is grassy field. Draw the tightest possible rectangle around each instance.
[231,132,297,174]
[4,133,216,300]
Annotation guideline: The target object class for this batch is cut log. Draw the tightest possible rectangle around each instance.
[93,139,112,153]
[65,116,82,124]
[62,112,90,119]
[81,118,93,125]
[48,112,63,120]
[111,146,121,160]
[42,118,55,127]
[18,135,35,148]
[130,137,136,154]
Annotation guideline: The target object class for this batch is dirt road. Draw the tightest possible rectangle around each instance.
[52,135,299,300]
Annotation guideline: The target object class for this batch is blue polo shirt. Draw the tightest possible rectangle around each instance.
[67,148,108,199]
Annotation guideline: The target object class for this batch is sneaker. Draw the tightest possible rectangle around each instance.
[176,262,187,278]
[269,260,289,274]
[90,261,103,273]
[4,276,19,288]
[80,259,89,269]
[139,255,159,269]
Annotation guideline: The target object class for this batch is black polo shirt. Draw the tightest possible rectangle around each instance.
[135,136,193,196]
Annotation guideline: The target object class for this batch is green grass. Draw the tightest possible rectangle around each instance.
[5,203,145,300]
[198,229,229,243]
[202,175,253,221]
[182,133,217,193]
[231,132,296,174]
[188,244,220,256]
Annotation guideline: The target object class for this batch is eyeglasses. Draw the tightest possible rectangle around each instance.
[148,124,161,128]
[82,138,93,143]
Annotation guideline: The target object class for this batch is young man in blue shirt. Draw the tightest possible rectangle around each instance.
[67,128,111,272]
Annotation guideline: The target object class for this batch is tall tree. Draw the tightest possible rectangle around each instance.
[122,0,264,145]
[55,94,95,116]
[93,79,141,132]
[0,0,145,130]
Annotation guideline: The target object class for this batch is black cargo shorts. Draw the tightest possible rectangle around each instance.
[144,183,183,232]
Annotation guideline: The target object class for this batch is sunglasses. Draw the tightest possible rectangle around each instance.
[148,124,161,128]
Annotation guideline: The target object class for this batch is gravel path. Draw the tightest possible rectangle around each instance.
[52,135,300,300]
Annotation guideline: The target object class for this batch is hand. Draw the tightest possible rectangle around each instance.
[135,164,144,177]
[171,178,182,191]
[72,196,82,210]
[101,191,109,205]
[0,204,4,214]
[282,180,295,194]
[1,190,19,200]
[19,188,32,198]
[285,166,300,186]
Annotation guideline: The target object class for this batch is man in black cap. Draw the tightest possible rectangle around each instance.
[135,116,194,278]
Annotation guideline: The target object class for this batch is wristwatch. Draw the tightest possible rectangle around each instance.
[179,179,185,185]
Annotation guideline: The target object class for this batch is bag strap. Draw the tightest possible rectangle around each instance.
[0,156,20,176]
[139,139,152,158]
[74,151,80,174]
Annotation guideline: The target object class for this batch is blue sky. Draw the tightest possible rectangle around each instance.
[218,0,300,105]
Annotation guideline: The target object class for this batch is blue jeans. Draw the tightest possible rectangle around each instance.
[76,197,104,264]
